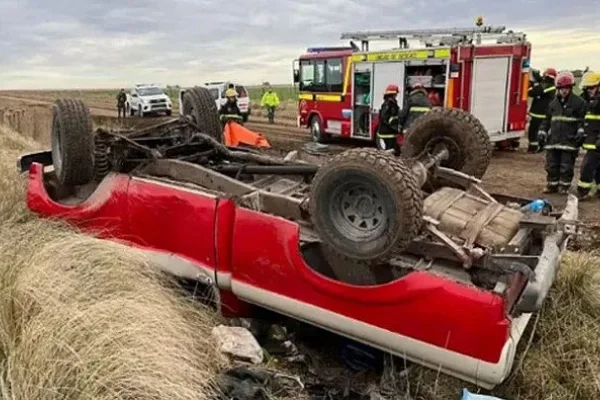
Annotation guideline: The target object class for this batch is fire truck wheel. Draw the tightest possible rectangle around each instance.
[182,87,223,143]
[51,98,95,186]
[310,115,327,143]
[309,148,423,267]
[403,107,492,181]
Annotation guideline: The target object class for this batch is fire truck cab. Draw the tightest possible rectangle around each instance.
[293,26,531,148]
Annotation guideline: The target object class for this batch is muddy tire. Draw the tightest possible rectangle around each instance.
[403,108,492,181]
[309,148,423,271]
[182,87,222,143]
[51,99,94,186]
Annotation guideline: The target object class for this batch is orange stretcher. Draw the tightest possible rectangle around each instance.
[223,122,271,149]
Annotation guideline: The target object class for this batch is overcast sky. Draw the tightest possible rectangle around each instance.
[1,0,599,90]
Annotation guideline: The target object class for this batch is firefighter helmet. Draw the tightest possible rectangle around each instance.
[542,68,557,79]
[225,88,237,98]
[384,84,399,95]
[555,71,575,88]
[581,71,600,88]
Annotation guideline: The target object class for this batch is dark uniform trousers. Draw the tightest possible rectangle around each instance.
[545,149,578,190]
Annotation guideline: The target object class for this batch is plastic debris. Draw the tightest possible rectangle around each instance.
[461,388,505,400]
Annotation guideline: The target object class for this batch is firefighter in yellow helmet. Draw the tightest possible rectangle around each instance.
[576,71,600,199]
[218,88,243,126]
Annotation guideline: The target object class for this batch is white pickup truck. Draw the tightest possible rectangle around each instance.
[126,84,173,117]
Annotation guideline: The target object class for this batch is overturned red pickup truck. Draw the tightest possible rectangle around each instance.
[17,87,578,389]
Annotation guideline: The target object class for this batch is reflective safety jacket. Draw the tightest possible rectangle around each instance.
[539,93,587,151]
[582,94,600,151]
[261,91,280,107]
[399,90,432,131]
[528,79,556,119]
[377,98,400,138]
[219,102,243,122]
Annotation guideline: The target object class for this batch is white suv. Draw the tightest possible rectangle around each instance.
[179,81,251,122]
[127,84,173,117]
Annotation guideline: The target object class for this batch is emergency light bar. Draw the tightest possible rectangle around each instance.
[306,46,356,53]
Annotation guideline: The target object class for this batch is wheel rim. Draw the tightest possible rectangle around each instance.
[311,119,320,141]
[329,180,387,241]
[51,116,63,175]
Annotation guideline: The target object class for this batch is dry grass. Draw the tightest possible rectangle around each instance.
[0,123,224,399]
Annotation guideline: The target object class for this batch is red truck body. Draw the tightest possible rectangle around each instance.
[24,162,531,388]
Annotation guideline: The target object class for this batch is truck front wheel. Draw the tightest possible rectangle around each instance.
[309,148,423,271]
[310,115,327,143]
[50,99,95,186]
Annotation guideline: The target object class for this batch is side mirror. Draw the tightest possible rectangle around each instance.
[293,70,300,83]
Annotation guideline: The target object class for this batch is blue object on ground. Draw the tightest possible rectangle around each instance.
[461,388,505,400]
[521,199,549,213]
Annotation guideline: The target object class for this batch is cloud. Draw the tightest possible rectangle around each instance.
[0,0,598,89]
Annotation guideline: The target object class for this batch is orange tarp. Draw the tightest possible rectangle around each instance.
[223,122,271,148]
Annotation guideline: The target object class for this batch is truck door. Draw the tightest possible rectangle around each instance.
[470,57,511,137]
[372,62,405,134]
[351,62,373,139]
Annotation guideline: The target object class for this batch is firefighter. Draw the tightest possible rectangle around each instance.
[260,87,280,124]
[218,88,243,126]
[116,89,127,119]
[399,82,432,133]
[576,71,600,199]
[376,84,401,154]
[526,68,557,153]
[538,71,587,194]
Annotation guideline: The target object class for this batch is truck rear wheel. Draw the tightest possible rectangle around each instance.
[182,87,223,143]
[402,108,492,184]
[309,148,423,269]
[51,99,95,186]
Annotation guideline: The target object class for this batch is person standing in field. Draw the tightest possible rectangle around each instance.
[261,87,280,124]
[116,89,127,119]
[537,71,587,194]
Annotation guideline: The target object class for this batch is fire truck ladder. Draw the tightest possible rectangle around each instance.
[341,26,526,51]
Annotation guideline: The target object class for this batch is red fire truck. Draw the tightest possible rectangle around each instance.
[293,26,531,148]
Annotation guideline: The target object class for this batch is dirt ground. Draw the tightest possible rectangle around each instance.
[2,92,599,252]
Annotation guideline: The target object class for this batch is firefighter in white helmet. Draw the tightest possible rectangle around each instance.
[537,71,587,194]
[576,71,600,199]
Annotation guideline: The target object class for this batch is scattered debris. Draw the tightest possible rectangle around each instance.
[461,389,505,400]
[212,325,264,365]
[215,366,304,400]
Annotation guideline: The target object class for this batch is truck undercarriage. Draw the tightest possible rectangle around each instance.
[18,87,579,388]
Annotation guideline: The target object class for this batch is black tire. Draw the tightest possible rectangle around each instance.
[310,115,327,143]
[403,108,493,181]
[242,114,249,123]
[166,110,172,116]
[309,148,423,269]
[138,106,144,118]
[182,87,223,143]
[51,99,94,186]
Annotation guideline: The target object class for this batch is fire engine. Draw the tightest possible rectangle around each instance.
[293,25,532,148]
